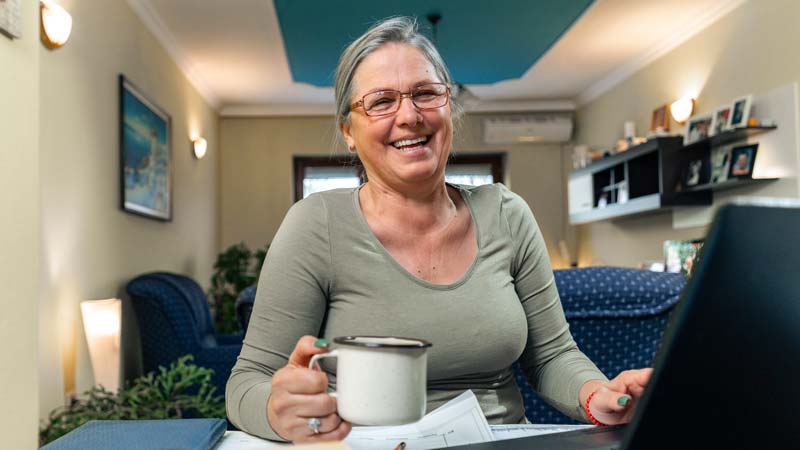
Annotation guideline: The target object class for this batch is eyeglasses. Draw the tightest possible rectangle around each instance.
[350,83,451,117]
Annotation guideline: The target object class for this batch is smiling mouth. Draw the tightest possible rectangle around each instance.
[391,135,430,151]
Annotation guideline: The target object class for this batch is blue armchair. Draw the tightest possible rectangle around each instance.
[514,267,686,424]
[126,272,244,396]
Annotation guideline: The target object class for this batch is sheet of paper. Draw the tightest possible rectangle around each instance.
[490,424,594,441]
[215,431,288,450]
[344,390,493,450]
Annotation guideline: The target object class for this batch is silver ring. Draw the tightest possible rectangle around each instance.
[307,417,321,434]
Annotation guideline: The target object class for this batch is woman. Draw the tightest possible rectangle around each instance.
[226,16,651,443]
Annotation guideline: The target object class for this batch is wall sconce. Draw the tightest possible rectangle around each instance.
[80,298,121,392]
[670,97,695,124]
[193,137,207,159]
[40,0,73,49]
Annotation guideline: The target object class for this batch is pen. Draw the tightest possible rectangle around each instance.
[393,442,406,450]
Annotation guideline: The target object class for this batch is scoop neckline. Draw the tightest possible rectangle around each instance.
[351,183,482,291]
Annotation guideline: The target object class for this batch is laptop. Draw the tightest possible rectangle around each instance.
[446,201,800,450]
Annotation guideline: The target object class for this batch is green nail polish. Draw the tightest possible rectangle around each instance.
[314,338,330,348]
[618,396,631,407]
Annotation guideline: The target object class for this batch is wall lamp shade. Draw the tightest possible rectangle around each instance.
[193,137,208,159]
[670,97,695,124]
[40,0,73,49]
[80,299,121,392]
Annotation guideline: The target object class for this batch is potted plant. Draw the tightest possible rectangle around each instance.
[208,242,269,333]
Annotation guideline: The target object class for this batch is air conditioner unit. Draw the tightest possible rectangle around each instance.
[482,115,574,144]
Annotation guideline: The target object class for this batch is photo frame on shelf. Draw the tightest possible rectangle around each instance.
[119,75,173,221]
[650,104,669,132]
[664,239,704,277]
[728,95,753,128]
[711,105,732,136]
[710,146,732,184]
[683,158,708,188]
[728,143,758,179]
[0,0,22,38]
[684,113,713,145]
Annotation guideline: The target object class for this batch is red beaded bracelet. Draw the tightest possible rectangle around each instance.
[584,389,607,426]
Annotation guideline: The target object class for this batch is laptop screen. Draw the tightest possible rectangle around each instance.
[623,202,800,448]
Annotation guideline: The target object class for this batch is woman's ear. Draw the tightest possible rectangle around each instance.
[340,122,356,152]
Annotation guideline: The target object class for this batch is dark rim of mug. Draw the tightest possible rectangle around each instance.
[333,336,433,348]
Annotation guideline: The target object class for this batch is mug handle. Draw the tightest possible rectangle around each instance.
[308,350,339,398]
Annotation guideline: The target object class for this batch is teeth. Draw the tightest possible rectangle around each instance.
[392,136,428,148]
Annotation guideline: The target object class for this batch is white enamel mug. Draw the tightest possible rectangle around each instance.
[308,336,432,426]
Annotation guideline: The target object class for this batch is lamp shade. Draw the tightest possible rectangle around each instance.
[193,137,208,159]
[40,0,73,49]
[670,97,695,124]
[80,298,121,392]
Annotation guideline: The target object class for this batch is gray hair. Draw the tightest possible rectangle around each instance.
[334,16,462,130]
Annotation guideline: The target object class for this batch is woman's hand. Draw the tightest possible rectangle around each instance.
[580,368,653,426]
[267,336,352,442]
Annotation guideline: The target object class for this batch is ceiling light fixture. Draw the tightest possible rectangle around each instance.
[40,0,72,49]
[670,97,695,124]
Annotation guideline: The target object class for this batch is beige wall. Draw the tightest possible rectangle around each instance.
[573,0,800,267]
[220,114,571,268]
[35,0,220,425]
[0,1,40,448]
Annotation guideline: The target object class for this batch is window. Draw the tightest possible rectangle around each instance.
[294,153,504,201]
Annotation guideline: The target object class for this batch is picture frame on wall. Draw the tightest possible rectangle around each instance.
[684,113,713,145]
[711,105,732,136]
[683,158,708,188]
[119,75,173,221]
[650,104,669,132]
[728,143,758,179]
[728,95,753,128]
[0,0,22,38]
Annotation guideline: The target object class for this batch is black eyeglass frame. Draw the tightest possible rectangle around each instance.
[349,83,451,117]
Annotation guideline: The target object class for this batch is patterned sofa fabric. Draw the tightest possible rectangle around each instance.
[515,267,686,424]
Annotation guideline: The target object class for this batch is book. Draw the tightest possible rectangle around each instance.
[40,418,227,450]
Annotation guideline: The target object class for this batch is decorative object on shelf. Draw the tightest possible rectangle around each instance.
[711,105,732,135]
[651,104,669,132]
[624,120,636,140]
[728,95,753,128]
[684,113,713,145]
[664,239,704,277]
[119,75,173,221]
[670,96,695,124]
[40,0,72,48]
[192,137,208,160]
[0,0,21,39]
[710,146,731,184]
[572,145,591,169]
[728,143,758,178]
[597,193,608,208]
[684,159,706,188]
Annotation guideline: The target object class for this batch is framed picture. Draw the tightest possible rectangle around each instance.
[664,239,704,277]
[119,75,173,221]
[683,158,708,188]
[650,104,669,132]
[710,146,731,184]
[711,105,732,136]
[728,95,753,128]
[0,0,22,38]
[728,143,758,179]
[684,113,713,145]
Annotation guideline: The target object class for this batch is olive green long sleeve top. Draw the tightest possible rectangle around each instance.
[226,183,606,440]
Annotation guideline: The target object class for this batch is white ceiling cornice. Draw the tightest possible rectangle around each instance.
[575,0,747,106]
[221,103,336,117]
[125,0,220,110]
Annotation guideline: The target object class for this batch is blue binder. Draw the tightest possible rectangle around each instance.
[40,418,228,450]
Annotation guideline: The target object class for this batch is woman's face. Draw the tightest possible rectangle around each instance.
[341,43,453,190]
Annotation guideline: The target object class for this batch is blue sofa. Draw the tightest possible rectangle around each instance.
[514,267,686,423]
[126,272,244,396]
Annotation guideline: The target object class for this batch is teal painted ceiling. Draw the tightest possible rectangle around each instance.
[274,0,594,87]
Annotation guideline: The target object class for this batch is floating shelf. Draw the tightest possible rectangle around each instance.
[680,177,779,194]
[682,126,777,151]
